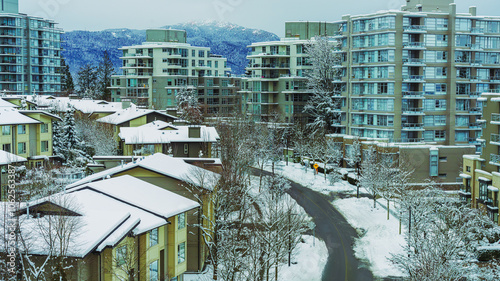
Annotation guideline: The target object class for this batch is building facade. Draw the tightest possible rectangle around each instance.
[110,29,240,116]
[245,0,500,146]
[0,0,63,95]
[461,93,500,226]
[241,22,341,124]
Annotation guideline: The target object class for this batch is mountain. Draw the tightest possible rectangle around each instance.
[61,21,280,78]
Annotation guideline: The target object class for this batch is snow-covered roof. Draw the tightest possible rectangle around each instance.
[0,150,27,165]
[119,124,219,144]
[26,95,136,115]
[478,177,492,182]
[19,110,62,121]
[0,108,42,126]
[0,98,17,108]
[140,120,177,130]
[67,153,220,190]
[6,175,199,258]
[97,107,177,125]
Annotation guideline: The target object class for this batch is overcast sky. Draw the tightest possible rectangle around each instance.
[19,0,500,36]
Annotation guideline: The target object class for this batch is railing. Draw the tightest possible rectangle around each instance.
[491,134,500,143]
[403,75,425,81]
[491,153,500,165]
[404,25,427,31]
[403,58,425,64]
[471,43,483,50]
[469,107,482,114]
[469,122,482,128]
[460,184,471,194]
[403,42,426,48]
[402,108,424,113]
[402,123,424,129]
[492,113,500,123]
[490,77,500,82]
[403,91,424,97]
[471,27,485,34]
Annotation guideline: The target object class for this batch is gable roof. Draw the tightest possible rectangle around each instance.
[0,98,18,108]
[8,175,199,258]
[67,153,219,190]
[19,110,63,121]
[0,150,27,165]
[119,124,219,144]
[0,108,42,126]
[97,108,177,125]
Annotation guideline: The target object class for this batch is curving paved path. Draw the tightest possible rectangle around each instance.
[252,168,374,281]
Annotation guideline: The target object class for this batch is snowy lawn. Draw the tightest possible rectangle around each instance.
[332,198,406,278]
[184,235,328,281]
[262,161,407,278]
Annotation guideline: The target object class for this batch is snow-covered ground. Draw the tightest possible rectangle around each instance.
[263,161,358,195]
[263,161,407,278]
[184,235,328,281]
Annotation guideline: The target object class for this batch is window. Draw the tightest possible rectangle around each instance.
[178,242,186,264]
[1,126,10,135]
[18,142,26,154]
[149,228,158,247]
[198,50,205,57]
[479,180,488,202]
[429,149,439,176]
[466,166,471,172]
[149,260,158,281]
[41,141,49,152]
[178,213,185,229]
[17,125,26,134]
[40,123,48,133]
[2,144,11,153]
[116,245,127,266]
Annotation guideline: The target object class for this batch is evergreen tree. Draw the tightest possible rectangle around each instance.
[60,106,90,166]
[98,51,115,101]
[52,119,64,160]
[60,57,75,95]
[76,64,98,99]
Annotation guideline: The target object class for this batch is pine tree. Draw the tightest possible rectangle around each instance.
[60,106,90,166]
[60,57,74,95]
[98,51,115,101]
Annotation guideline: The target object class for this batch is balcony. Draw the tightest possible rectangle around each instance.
[490,77,500,83]
[492,113,500,124]
[402,108,424,115]
[402,123,424,130]
[403,25,427,33]
[456,92,481,98]
[468,122,482,129]
[490,154,500,166]
[402,91,424,98]
[491,134,500,145]
[403,42,426,49]
[403,58,425,66]
[471,43,483,51]
[469,107,482,114]
[470,27,485,34]
[403,75,425,82]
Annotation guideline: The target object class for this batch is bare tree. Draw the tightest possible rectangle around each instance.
[346,137,362,197]
[176,87,203,125]
[75,114,117,156]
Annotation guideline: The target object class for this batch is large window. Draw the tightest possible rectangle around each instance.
[41,123,49,133]
[479,180,489,202]
[17,142,26,154]
[149,228,158,247]
[1,126,10,135]
[2,144,11,153]
[17,125,26,134]
[41,141,49,152]
[149,260,158,281]
[178,213,186,230]
[178,242,186,264]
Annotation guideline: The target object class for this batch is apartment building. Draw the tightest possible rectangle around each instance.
[109,29,241,116]
[246,0,500,146]
[241,22,341,124]
[0,107,61,167]
[0,0,63,95]
[461,93,500,226]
